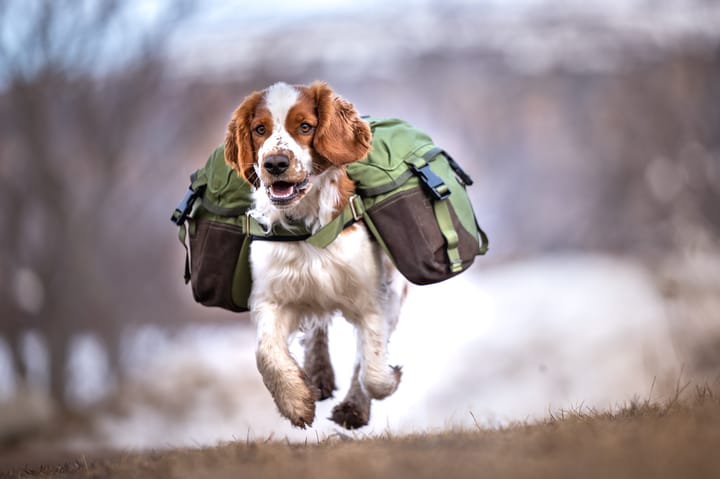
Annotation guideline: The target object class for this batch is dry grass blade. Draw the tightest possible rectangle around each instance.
[2,387,718,479]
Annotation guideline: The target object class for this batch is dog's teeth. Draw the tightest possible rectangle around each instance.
[271,183,294,198]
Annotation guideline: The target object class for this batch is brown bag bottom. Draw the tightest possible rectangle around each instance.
[189,219,250,312]
[366,188,480,285]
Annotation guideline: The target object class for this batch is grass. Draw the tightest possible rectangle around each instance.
[2,386,719,479]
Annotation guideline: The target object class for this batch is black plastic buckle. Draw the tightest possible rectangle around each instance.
[410,163,450,201]
[171,186,200,225]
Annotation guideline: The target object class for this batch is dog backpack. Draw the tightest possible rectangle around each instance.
[171,146,254,312]
[349,117,488,284]
[171,117,488,311]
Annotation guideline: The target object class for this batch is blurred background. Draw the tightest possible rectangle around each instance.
[1,0,719,453]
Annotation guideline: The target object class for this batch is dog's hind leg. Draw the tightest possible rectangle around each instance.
[349,262,406,401]
[361,317,403,400]
[254,304,316,428]
[345,309,402,401]
[302,320,336,400]
[330,363,371,429]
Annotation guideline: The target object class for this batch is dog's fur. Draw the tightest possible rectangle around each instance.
[224,82,407,429]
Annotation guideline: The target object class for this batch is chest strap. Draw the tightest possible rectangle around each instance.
[245,194,365,248]
[175,190,365,284]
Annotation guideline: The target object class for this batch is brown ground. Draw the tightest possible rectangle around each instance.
[1,388,719,479]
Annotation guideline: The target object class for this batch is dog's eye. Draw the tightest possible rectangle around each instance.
[298,122,314,134]
[254,125,266,135]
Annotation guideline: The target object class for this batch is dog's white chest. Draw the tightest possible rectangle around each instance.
[249,226,376,312]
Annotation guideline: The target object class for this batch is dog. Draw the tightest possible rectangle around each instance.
[224,81,407,429]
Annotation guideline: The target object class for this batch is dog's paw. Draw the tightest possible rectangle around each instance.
[313,374,337,401]
[305,363,337,401]
[362,365,402,400]
[330,399,370,429]
[274,381,317,428]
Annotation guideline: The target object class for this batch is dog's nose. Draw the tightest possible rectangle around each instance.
[263,155,290,176]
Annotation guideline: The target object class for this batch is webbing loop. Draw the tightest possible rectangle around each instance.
[433,199,463,273]
[177,222,191,283]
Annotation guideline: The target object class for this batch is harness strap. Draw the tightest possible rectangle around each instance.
[247,194,366,248]
[307,195,365,248]
[176,196,362,284]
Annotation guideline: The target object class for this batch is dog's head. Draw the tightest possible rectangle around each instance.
[224,81,371,210]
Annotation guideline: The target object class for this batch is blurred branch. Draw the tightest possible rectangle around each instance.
[0,0,194,84]
[0,0,198,406]
[0,0,196,317]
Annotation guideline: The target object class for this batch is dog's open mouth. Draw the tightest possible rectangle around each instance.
[267,178,311,206]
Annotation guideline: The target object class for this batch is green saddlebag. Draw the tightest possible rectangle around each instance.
[348,117,488,285]
[171,146,253,312]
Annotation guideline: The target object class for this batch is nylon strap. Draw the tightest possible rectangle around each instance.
[246,216,310,241]
[422,146,444,163]
[355,170,414,197]
[307,195,364,248]
[178,222,191,283]
[433,199,463,273]
[407,148,459,270]
[405,155,427,170]
[177,196,362,284]
[478,223,489,255]
[247,195,365,248]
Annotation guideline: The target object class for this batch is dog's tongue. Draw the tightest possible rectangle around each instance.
[271,181,294,198]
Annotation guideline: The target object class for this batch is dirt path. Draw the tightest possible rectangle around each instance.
[3,394,718,479]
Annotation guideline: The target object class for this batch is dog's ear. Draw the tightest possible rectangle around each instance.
[225,91,264,187]
[310,81,371,165]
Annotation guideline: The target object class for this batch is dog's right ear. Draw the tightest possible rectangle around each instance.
[310,81,371,166]
[225,91,264,187]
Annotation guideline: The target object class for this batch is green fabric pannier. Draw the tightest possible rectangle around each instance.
[349,117,488,284]
[171,117,488,311]
[172,147,254,312]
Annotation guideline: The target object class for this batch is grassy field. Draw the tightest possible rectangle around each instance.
[2,387,719,479]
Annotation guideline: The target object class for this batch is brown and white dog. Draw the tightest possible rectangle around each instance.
[224,82,407,429]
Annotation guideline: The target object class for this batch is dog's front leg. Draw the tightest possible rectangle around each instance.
[254,304,316,428]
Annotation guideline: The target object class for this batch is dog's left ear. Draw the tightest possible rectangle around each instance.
[310,81,371,165]
[225,90,264,187]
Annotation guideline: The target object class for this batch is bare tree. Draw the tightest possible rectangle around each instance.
[0,0,194,410]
